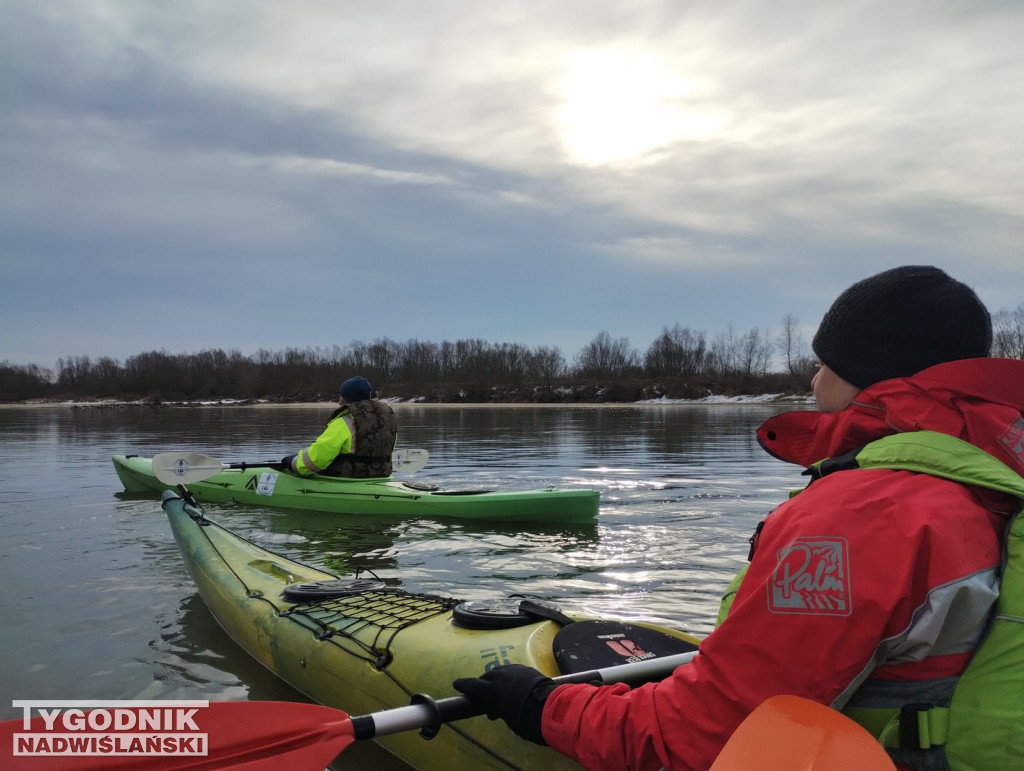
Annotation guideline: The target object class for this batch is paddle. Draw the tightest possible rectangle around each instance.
[710,694,895,770]
[151,448,429,484]
[2,701,353,771]
[3,652,696,770]
[3,680,896,771]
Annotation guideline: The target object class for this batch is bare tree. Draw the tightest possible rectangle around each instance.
[736,327,773,379]
[992,303,1024,359]
[396,339,441,383]
[366,337,398,384]
[0,361,52,401]
[775,313,816,377]
[574,331,639,377]
[706,325,738,379]
[644,324,707,377]
[529,346,566,385]
[776,314,799,375]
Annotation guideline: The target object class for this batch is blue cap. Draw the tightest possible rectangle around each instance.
[339,376,373,402]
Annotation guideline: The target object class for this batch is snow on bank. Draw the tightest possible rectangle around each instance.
[636,393,815,405]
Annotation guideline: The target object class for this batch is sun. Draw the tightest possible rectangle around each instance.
[555,49,724,166]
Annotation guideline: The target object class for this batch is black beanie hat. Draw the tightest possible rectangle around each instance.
[812,266,992,390]
[339,376,373,402]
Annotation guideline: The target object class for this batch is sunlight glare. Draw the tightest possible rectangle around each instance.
[556,49,724,166]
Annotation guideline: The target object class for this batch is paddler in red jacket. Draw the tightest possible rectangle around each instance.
[454,266,1024,770]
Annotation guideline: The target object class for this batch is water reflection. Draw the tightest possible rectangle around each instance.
[0,402,810,770]
[166,592,410,770]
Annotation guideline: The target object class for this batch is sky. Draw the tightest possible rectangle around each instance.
[2,0,1023,371]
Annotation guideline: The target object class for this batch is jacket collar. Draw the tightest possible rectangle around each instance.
[757,358,1024,473]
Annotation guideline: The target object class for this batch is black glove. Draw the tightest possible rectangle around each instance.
[280,454,295,471]
[452,664,557,745]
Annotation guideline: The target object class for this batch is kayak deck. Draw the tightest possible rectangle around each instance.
[162,491,698,770]
[114,454,599,522]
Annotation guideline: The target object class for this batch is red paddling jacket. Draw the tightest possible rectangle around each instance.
[541,358,1024,770]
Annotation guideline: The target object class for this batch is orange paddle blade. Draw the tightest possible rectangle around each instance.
[711,695,895,771]
[3,701,354,770]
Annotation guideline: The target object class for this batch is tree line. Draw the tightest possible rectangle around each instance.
[3,305,1023,404]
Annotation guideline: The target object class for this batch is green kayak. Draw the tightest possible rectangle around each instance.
[162,490,700,770]
[113,454,599,522]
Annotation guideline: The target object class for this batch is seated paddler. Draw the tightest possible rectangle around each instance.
[281,375,398,478]
[452,266,1024,771]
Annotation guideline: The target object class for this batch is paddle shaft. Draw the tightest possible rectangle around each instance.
[229,449,430,472]
[226,460,283,470]
[152,448,429,484]
[351,650,697,740]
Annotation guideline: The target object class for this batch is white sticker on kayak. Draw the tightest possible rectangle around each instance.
[256,473,278,496]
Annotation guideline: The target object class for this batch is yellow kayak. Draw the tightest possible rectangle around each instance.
[162,490,699,769]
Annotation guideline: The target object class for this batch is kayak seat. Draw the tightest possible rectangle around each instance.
[553,619,699,675]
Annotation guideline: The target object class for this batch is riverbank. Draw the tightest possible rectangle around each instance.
[2,393,815,410]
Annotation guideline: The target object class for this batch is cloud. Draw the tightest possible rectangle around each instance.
[1,1,1022,367]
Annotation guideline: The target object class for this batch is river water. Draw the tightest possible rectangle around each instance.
[0,402,810,768]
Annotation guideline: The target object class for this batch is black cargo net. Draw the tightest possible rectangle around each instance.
[280,590,463,669]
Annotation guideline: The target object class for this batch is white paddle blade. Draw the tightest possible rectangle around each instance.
[392,448,429,473]
[152,452,227,484]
